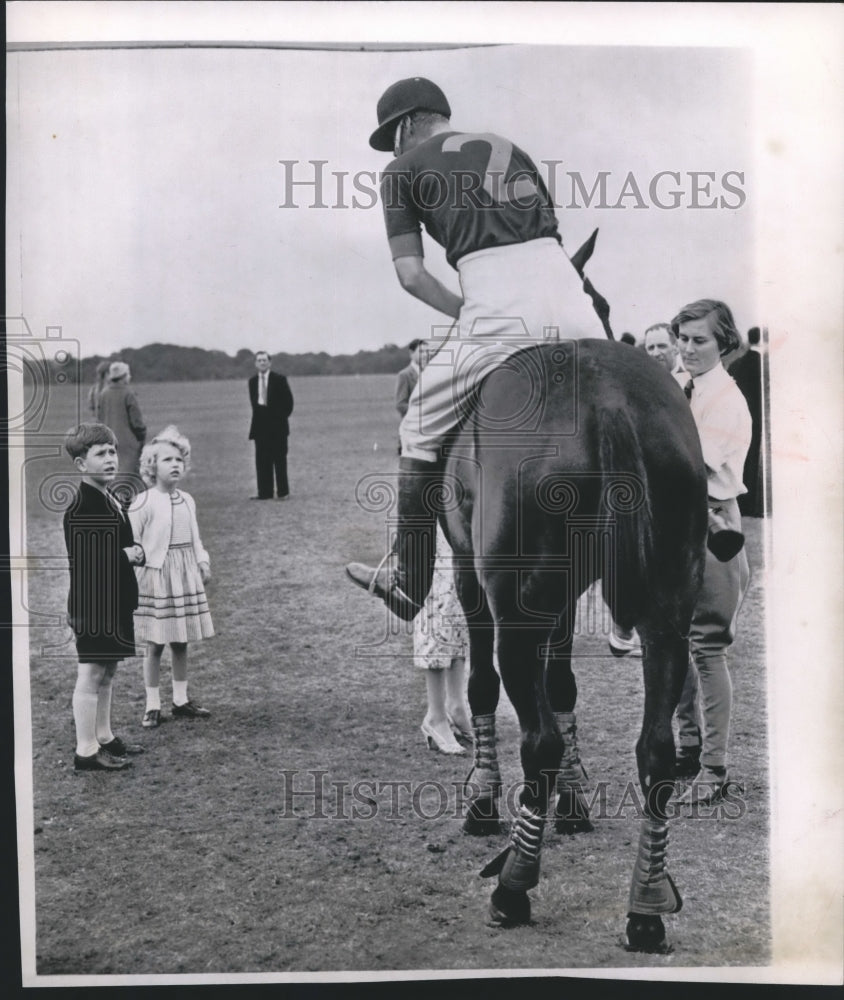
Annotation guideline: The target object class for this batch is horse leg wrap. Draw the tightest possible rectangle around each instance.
[483,803,544,927]
[627,816,683,915]
[500,803,546,891]
[553,712,592,825]
[465,713,502,811]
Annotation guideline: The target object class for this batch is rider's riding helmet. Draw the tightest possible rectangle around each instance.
[369,77,451,152]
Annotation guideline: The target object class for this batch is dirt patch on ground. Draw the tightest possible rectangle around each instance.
[22,377,770,976]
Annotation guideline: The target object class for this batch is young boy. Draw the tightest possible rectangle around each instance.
[63,423,146,771]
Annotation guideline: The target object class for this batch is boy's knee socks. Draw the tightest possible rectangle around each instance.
[95,683,114,745]
[72,689,99,757]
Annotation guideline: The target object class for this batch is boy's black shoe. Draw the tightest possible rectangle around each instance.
[74,749,130,772]
[172,700,211,719]
[101,736,145,757]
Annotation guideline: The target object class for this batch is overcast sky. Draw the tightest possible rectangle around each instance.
[8,34,754,358]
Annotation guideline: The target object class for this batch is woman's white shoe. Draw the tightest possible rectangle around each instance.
[422,717,466,755]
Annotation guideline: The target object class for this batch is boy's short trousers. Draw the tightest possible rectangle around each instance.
[72,613,136,664]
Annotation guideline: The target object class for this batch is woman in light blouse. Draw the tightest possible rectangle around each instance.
[672,300,752,805]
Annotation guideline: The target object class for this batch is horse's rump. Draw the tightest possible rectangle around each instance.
[444,339,707,628]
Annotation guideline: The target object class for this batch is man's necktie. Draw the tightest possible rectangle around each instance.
[106,489,126,520]
[684,378,694,401]
[260,373,267,405]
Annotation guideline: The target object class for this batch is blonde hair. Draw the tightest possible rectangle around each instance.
[139,425,192,486]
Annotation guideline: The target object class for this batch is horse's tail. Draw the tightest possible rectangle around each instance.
[569,228,614,340]
[598,408,655,607]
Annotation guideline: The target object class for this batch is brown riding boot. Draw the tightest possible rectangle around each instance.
[345,457,440,621]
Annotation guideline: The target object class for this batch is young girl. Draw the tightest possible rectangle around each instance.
[128,426,214,727]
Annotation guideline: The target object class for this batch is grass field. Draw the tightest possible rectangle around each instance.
[18,375,770,977]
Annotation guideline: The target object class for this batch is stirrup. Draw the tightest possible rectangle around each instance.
[368,551,392,595]
[344,555,422,621]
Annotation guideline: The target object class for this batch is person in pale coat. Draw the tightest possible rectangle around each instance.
[96,362,146,479]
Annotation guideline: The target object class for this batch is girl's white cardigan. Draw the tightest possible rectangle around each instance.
[128,488,210,571]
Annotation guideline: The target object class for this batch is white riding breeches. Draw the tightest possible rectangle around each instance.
[400,238,605,462]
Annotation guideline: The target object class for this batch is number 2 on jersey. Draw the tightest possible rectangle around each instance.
[442,133,539,205]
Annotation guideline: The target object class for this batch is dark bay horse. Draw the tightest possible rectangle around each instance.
[439,338,707,951]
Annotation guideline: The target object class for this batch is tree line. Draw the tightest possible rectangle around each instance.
[40,342,412,383]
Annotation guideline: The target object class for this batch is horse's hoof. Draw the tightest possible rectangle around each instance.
[624,914,673,954]
[463,799,503,836]
[488,884,531,927]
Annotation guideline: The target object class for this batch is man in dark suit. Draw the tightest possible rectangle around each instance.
[728,327,765,516]
[394,339,423,455]
[248,351,294,500]
[395,338,423,419]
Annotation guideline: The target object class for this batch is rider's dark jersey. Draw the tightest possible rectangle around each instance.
[381,130,561,269]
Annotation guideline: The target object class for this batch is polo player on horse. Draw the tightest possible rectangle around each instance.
[345,77,607,618]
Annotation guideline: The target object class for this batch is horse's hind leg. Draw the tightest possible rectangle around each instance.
[456,565,503,836]
[546,610,593,834]
[625,628,688,953]
[481,610,562,927]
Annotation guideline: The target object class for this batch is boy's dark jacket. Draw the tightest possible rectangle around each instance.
[63,481,139,660]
